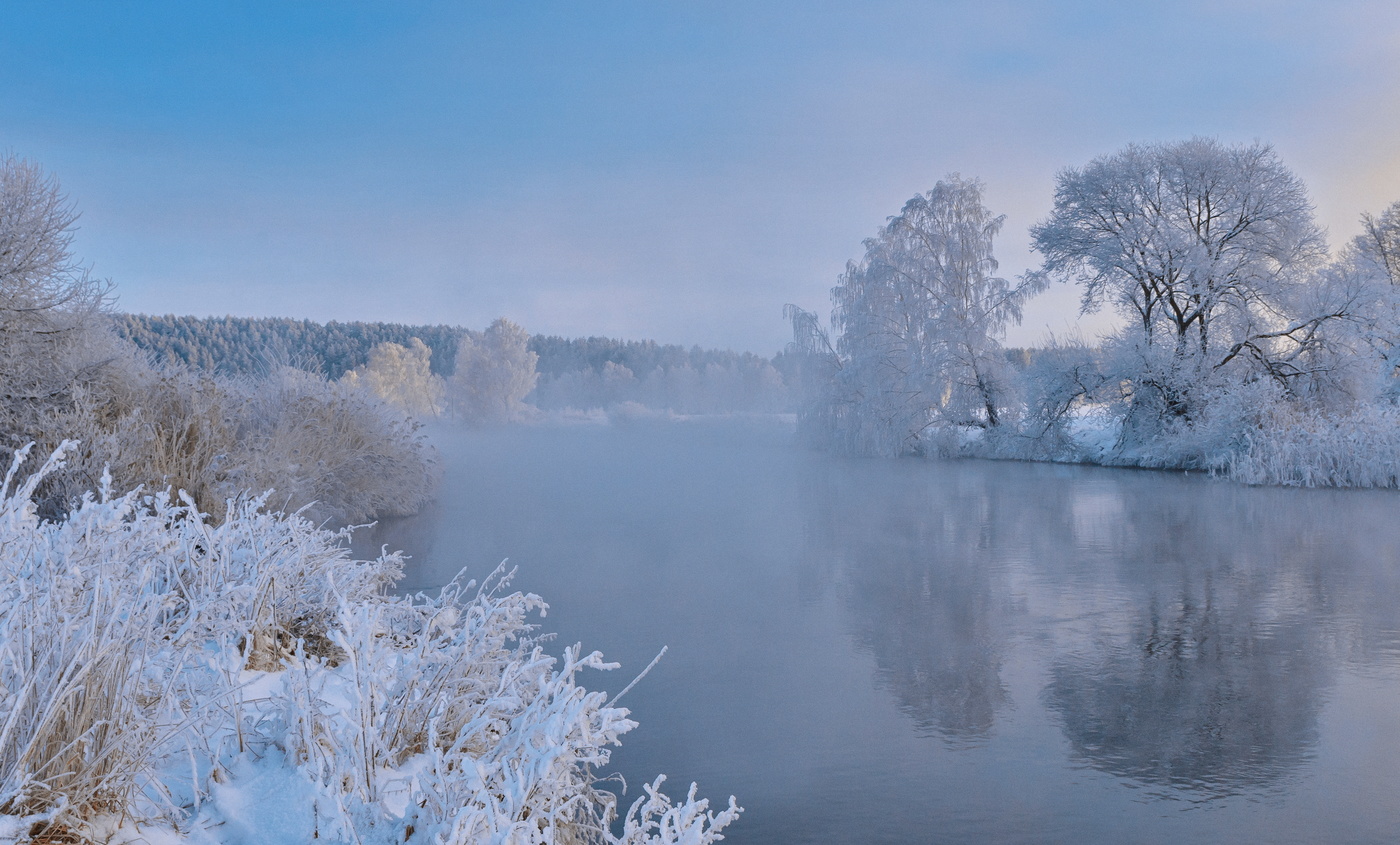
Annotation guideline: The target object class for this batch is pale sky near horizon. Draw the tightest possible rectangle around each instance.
[4,1,1400,355]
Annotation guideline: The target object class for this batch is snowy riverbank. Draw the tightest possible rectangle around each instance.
[0,443,738,845]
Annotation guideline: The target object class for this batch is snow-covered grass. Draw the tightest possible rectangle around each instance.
[954,392,1400,491]
[0,443,739,844]
[1230,403,1400,488]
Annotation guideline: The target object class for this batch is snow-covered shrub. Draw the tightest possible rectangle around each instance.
[974,339,1106,462]
[240,366,441,523]
[56,362,248,515]
[0,444,739,845]
[614,777,742,845]
[49,360,438,525]
[0,446,180,830]
[0,441,399,838]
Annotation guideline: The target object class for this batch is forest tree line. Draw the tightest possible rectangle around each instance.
[114,313,798,415]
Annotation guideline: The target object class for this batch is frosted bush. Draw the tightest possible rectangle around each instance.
[241,365,441,523]
[614,777,742,845]
[0,441,400,838]
[0,446,179,829]
[0,444,738,845]
[50,359,438,525]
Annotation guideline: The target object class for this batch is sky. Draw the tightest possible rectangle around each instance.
[3,1,1400,354]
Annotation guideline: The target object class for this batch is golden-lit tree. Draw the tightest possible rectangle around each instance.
[343,337,446,418]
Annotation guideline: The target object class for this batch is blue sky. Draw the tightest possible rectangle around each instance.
[4,1,1399,353]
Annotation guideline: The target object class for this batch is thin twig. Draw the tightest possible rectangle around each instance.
[607,646,668,708]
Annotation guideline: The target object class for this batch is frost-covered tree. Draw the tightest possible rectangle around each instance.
[1291,198,1400,405]
[342,337,446,418]
[448,318,539,424]
[792,175,1041,455]
[1357,199,1400,286]
[0,156,113,438]
[1028,139,1350,444]
[1030,139,1327,353]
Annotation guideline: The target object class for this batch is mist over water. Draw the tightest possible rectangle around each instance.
[359,419,1400,845]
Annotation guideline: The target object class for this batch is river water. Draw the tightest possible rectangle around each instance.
[360,418,1400,844]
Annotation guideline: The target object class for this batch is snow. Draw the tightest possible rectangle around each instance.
[207,750,321,845]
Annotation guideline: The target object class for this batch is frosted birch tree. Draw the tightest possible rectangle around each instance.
[800,175,1042,455]
[448,318,539,424]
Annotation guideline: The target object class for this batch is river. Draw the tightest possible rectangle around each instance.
[357,417,1400,844]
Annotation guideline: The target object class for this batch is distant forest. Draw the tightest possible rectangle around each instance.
[109,314,464,380]
[111,313,798,413]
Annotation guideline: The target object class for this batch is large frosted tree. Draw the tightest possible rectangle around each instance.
[791,175,1042,455]
[1028,138,1348,432]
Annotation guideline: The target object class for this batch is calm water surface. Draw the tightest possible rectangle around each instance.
[361,419,1400,845]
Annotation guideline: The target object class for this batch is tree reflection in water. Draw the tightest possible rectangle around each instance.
[846,528,1008,745]
[1042,477,1350,797]
[801,459,1026,745]
[1045,580,1323,795]
[806,457,1400,796]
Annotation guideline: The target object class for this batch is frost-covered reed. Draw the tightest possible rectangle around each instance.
[46,357,441,526]
[1230,403,1400,488]
[0,443,738,845]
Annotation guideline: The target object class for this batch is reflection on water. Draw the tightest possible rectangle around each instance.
[1045,582,1322,797]
[806,457,1399,799]
[1040,477,1371,798]
[374,422,1400,844]
[807,467,1011,745]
